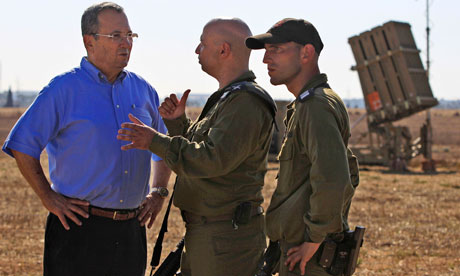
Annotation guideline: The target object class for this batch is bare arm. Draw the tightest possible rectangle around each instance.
[138,159,172,228]
[11,149,89,230]
[152,159,172,189]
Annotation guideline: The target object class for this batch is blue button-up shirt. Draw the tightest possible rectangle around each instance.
[3,57,167,209]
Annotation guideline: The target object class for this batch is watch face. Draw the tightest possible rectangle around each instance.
[158,187,169,198]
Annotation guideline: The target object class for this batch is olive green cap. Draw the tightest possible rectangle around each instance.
[245,18,324,54]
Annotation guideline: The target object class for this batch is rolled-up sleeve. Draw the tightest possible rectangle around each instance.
[145,85,167,162]
[2,82,63,159]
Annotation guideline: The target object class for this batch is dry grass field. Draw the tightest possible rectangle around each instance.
[0,107,459,276]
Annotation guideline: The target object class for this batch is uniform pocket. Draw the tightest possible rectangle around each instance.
[211,228,265,256]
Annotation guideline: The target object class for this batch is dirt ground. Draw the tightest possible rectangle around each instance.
[0,107,459,275]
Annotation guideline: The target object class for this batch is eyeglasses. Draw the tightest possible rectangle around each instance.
[93,32,138,43]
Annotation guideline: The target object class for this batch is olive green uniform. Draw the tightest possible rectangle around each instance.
[149,71,276,276]
[266,74,359,276]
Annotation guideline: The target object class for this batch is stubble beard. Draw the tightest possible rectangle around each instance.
[270,65,302,87]
[269,76,284,86]
[269,72,291,86]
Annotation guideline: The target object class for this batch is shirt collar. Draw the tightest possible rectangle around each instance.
[296,73,328,101]
[80,57,127,84]
[218,70,256,93]
[196,71,256,122]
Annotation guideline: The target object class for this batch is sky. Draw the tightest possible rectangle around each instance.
[0,0,459,100]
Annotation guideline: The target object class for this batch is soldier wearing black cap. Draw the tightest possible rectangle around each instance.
[247,19,360,276]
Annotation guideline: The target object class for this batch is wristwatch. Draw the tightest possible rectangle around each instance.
[151,187,169,199]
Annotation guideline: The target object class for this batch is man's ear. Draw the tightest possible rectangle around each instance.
[83,34,94,53]
[220,42,231,58]
[300,44,316,63]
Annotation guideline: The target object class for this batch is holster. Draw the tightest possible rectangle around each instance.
[254,240,281,276]
[317,226,365,276]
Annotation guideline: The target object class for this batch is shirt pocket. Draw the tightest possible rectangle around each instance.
[276,133,295,181]
[131,108,153,127]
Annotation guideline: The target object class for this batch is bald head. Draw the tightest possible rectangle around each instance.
[196,18,254,87]
[204,18,253,64]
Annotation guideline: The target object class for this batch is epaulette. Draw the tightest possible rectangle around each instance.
[221,83,244,100]
[297,83,330,103]
[222,81,276,115]
[221,81,278,130]
[298,88,315,102]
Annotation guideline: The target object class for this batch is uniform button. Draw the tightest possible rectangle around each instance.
[116,105,120,108]
[120,200,123,203]
[124,170,128,174]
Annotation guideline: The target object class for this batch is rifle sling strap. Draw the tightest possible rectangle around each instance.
[150,182,176,270]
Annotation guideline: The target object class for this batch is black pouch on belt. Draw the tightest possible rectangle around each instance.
[317,226,366,276]
[232,201,252,230]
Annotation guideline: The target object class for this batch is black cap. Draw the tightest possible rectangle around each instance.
[246,18,324,54]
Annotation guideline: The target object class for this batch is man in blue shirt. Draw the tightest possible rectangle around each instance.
[2,2,171,276]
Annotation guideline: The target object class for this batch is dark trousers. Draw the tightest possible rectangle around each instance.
[43,213,146,276]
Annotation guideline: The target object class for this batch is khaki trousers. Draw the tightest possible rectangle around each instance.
[278,241,329,276]
[180,214,266,276]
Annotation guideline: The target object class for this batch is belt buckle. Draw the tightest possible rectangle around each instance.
[113,210,133,220]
